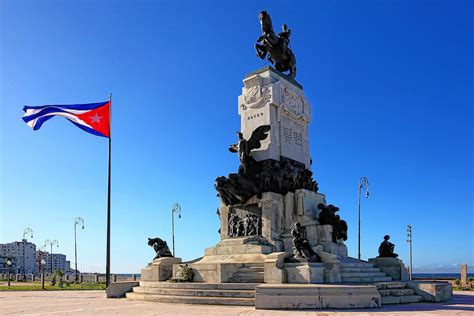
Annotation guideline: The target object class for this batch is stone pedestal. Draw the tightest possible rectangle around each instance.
[218,189,346,258]
[368,257,409,281]
[140,257,182,282]
[264,252,287,283]
[238,67,311,167]
[284,262,326,284]
[189,237,270,283]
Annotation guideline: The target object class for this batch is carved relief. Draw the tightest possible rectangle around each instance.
[243,86,271,109]
[228,210,262,237]
[281,86,303,116]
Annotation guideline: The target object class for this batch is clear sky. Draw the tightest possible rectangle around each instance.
[1,0,472,273]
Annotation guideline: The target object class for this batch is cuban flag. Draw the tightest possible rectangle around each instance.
[22,101,110,138]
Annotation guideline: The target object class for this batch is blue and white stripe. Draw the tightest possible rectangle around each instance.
[22,101,108,137]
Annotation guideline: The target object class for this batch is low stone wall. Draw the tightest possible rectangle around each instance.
[407,281,452,302]
[106,281,139,298]
[368,257,409,281]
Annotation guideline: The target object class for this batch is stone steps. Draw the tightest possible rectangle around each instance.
[341,271,387,278]
[375,281,409,289]
[127,282,257,306]
[126,292,255,306]
[238,267,264,273]
[138,281,259,290]
[342,276,393,283]
[379,288,415,296]
[228,264,265,283]
[228,273,264,283]
[381,295,423,305]
[133,286,255,298]
[339,260,374,268]
[375,282,423,305]
[340,258,393,283]
[341,267,381,273]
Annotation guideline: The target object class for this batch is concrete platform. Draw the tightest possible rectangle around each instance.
[255,283,381,309]
[126,282,259,306]
[0,290,472,315]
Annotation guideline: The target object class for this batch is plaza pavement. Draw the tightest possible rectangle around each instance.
[0,290,473,315]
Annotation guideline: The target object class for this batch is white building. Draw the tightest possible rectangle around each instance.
[0,239,36,274]
[39,252,69,274]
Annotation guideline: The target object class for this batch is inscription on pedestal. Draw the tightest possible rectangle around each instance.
[238,67,311,167]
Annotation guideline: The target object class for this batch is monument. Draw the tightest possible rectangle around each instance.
[126,10,452,309]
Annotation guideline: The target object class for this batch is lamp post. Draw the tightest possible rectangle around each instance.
[171,203,181,257]
[6,258,12,287]
[407,224,413,280]
[41,258,46,290]
[357,177,369,260]
[22,228,33,279]
[44,239,59,274]
[74,217,85,283]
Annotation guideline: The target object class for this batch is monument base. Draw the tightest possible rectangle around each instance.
[141,257,182,282]
[182,237,269,283]
[255,284,381,309]
[368,257,409,281]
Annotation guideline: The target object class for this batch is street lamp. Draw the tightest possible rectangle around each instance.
[74,217,85,283]
[407,224,413,280]
[6,258,12,287]
[22,228,33,279]
[41,258,46,290]
[357,177,369,260]
[171,203,182,257]
[44,239,59,274]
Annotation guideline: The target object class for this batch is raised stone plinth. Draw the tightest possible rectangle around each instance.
[238,66,311,167]
[407,281,452,302]
[106,281,139,298]
[187,237,270,283]
[255,284,381,309]
[127,282,257,306]
[284,262,326,284]
[368,257,409,281]
[140,257,182,282]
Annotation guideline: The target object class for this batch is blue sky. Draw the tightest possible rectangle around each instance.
[1,0,472,273]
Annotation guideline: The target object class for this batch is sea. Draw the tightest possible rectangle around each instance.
[413,273,474,280]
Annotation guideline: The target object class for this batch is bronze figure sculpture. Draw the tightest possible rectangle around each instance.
[291,222,320,261]
[255,10,297,78]
[147,237,173,260]
[216,124,320,206]
[317,203,349,242]
[378,235,399,258]
[229,125,271,175]
[170,264,194,282]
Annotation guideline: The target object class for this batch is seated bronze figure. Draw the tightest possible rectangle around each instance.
[378,235,399,258]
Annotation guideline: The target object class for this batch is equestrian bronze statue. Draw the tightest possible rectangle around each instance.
[255,10,297,78]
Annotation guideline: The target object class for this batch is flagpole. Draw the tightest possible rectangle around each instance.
[106,93,112,287]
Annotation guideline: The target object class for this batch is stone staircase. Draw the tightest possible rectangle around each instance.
[340,258,392,283]
[126,281,257,306]
[227,263,264,283]
[376,282,423,305]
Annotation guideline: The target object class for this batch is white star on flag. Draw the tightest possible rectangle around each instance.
[89,113,102,123]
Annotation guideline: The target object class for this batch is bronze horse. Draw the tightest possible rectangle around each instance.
[255,11,297,78]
